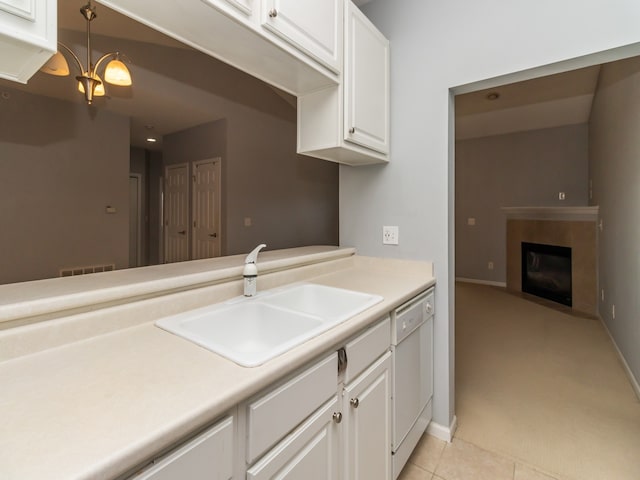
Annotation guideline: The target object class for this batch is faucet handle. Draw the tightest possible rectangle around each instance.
[245,243,266,264]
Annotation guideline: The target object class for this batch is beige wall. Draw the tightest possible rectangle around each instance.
[455,124,589,284]
[589,56,640,383]
[0,88,130,284]
[164,115,339,257]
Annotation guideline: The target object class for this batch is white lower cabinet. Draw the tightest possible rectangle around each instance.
[246,396,340,480]
[244,317,391,480]
[126,304,432,480]
[129,416,234,480]
[343,351,392,480]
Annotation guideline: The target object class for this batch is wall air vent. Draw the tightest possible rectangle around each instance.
[59,264,115,277]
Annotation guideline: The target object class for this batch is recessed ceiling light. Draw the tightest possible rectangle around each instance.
[146,137,157,143]
[486,92,500,101]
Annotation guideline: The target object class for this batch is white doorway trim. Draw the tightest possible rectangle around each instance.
[129,173,143,268]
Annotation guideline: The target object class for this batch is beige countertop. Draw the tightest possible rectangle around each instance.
[0,250,434,480]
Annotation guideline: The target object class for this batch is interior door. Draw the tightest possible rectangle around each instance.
[164,164,190,263]
[128,174,142,267]
[192,159,221,259]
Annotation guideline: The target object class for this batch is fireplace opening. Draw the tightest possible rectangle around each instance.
[521,242,572,307]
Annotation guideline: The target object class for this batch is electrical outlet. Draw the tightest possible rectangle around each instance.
[467,217,476,226]
[382,226,399,245]
[558,192,566,201]
[488,261,494,270]
[244,217,252,227]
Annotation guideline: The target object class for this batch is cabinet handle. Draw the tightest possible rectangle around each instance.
[178,230,186,235]
[268,8,277,18]
[209,233,217,238]
[332,412,343,424]
[426,303,433,314]
[348,127,356,134]
[350,398,360,408]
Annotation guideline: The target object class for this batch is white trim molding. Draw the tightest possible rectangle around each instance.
[501,206,599,222]
[456,277,507,288]
[599,316,640,401]
[427,415,457,443]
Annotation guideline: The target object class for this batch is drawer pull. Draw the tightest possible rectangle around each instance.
[332,412,343,424]
[350,398,360,408]
[268,8,277,18]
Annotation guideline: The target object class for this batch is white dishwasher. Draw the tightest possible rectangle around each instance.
[391,288,434,479]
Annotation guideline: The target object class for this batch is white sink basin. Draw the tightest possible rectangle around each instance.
[155,283,383,367]
[260,283,383,323]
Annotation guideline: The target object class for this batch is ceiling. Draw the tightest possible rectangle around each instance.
[0,1,602,148]
[455,66,601,140]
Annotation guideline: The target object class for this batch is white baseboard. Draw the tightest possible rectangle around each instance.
[427,415,457,443]
[598,316,640,401]
[456,277,507,288]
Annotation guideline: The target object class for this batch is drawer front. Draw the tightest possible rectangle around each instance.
[130,416,233,480]
[344,316,390,384]
[246,352,338,463]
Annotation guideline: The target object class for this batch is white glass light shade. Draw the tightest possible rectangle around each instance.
[104,59,132,86]
[78,75,105,96]
[40,51,70,76]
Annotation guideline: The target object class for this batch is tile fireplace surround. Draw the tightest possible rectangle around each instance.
[503,207,598,315]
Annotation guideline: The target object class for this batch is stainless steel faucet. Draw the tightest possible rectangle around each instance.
[243,244,266,297]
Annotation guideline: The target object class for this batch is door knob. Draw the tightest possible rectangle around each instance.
[348,127,356,134]
[268,8,277,17]
[332,412,342,424]
[350,398,360,408]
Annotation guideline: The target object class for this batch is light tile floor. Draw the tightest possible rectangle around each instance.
[398,435,563,480]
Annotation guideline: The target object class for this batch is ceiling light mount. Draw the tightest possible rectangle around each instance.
[40,1,132,104]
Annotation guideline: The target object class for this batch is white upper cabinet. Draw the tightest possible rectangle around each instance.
[344,1,389,154]
[260,0,342,73]
[0,0,57,83]
[98,0,339,95]
[297,0,390,166]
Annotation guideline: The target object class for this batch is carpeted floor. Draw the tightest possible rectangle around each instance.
[454,282,640,480]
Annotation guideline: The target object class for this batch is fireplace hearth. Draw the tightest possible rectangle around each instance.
[521,242,572,307]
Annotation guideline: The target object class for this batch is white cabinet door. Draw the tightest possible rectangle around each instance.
[130,416,234,480]
[0,0,57,83]
[343,351,392,480]
[261,0,342,73]
[247,396,340,480]
[344,0,390,154]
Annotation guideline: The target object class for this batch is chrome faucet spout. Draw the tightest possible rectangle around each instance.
[243,244,266,297]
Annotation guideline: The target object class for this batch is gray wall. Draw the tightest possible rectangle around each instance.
[346,0,640,431]
[0,88,130,284]
[589,56,640,384]
[455,125,589,284]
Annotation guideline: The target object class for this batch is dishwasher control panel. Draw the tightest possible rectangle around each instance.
[391,287,434,344]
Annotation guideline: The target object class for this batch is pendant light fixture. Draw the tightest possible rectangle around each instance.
[40,1,132,104]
